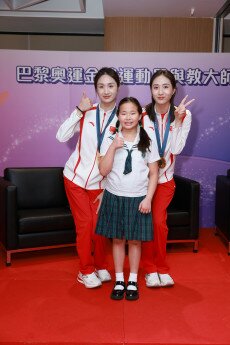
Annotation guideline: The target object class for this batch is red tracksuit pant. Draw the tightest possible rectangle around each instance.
[141,179,175,274]
[64,177,108,275]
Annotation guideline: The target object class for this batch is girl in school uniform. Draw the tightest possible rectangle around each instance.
[141,69,195,288]
[56,67,120,289]
[96,97,159,301]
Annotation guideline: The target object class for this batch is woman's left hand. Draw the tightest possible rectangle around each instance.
[174,95,195,123]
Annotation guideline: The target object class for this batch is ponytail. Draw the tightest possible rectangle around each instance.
[115,119,120,133]
[145,99,155,123]
[169,103,175,122]
[137,121,151,156]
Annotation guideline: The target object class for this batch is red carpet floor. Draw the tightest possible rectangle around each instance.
[0,228,230,345]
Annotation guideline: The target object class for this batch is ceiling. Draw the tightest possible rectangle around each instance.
[103,0,228,18]
[0,0,229,34]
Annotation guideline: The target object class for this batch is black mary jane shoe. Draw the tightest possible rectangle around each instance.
[125,281,139,301]
[110,281,126,300]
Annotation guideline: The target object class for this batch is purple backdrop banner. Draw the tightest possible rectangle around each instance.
[0,50,230,227]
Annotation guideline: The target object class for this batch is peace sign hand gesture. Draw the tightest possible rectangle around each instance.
[174,95,195,125]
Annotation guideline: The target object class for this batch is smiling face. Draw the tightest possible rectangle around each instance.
[118,101,142,131]
[151,75,176,111]
[96,74,119,110]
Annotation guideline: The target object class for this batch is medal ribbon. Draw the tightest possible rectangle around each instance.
[96,105,117,152]
[153,112,171,158]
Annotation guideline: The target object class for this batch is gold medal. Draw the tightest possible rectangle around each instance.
[158,157,166,169]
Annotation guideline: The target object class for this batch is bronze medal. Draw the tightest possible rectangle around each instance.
[158,157,166,169]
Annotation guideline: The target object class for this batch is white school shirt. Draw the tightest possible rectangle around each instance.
[100,130,160,197]
[142,108,192,184]
[56,103,117,190]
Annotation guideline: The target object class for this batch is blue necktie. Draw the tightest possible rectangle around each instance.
[123,149,133,175]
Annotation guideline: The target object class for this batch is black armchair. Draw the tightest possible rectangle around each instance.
[166,175,200,252]
[215,169,230,254]
[0,167,76,265]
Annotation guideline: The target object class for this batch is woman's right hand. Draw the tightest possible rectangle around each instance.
[78,92,93,112]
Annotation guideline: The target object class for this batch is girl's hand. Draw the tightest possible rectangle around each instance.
[139,197,151,214]
[78,92,93,112]
[112,133,124,149]
[174,95,195,123]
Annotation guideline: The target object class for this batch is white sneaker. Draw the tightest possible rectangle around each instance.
[96,269,112,282]
[158,273,174,287]
[77,272,102,288]
[145,272,161,288]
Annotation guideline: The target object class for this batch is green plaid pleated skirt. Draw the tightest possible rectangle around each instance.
[95,190,153,241]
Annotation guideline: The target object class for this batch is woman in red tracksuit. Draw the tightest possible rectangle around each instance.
[142,69,195,287]
[56,67,120,289]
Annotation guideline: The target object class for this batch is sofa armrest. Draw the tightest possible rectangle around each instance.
[0,177,18,249]
[215,175,230,237]
[172,175,200,236]
[172,175,199,208]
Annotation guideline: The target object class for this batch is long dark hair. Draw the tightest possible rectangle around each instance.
[94,67,120,89]
[146,69,177,123]
[116,97,151,155]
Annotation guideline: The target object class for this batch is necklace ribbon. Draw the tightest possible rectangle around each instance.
[153,112,171,159]
[96,105,117,152]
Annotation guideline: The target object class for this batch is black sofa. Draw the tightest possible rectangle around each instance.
[0,167,200,265]
[215,169,230,254]
[0,167,76,265]
[167,175,200,252]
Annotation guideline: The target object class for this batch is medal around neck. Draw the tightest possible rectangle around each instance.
[153,112,171,171]
[158,157,166,169]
